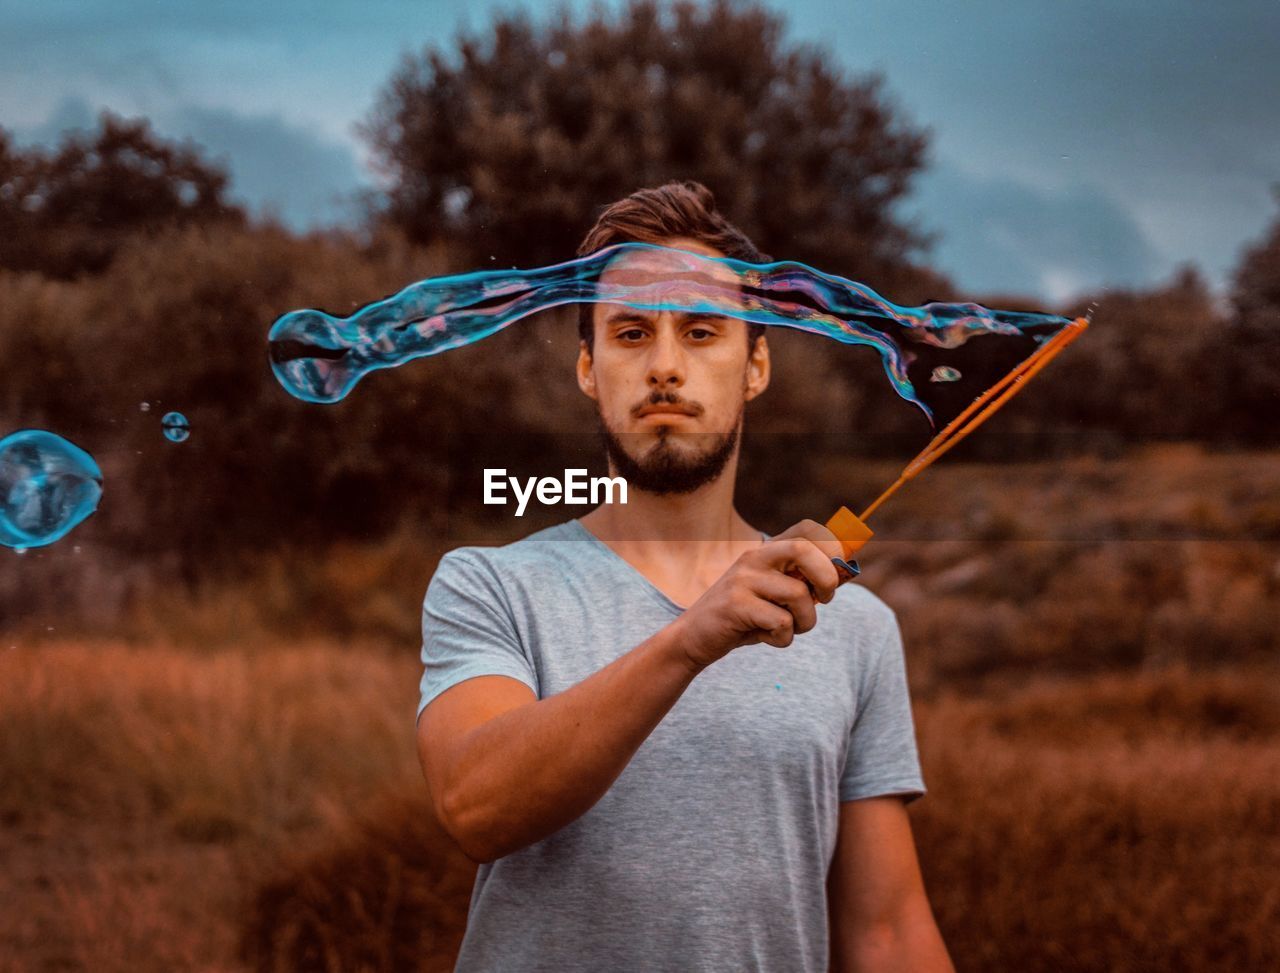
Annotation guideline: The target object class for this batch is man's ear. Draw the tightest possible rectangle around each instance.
[744,333,770,401]
[576,341,598,401]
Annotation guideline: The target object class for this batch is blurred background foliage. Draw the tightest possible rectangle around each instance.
[1,0,1277,640]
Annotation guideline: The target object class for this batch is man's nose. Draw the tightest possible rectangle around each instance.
[646,318,685,388]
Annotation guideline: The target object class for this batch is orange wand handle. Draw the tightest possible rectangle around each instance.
[826,505,875,559]
[823,316,1090,569]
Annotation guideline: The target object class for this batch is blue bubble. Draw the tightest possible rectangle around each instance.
[161,412,190,443]
[0,430,103,549]
[268,241,1076,428]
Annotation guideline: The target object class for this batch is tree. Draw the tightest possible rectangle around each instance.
[360,0,943,298]
[0,112,243,278]
[1018,266,1226,448]
[1226,186,1280,443]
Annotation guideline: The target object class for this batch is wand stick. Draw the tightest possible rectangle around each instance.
[825,316,1090,570]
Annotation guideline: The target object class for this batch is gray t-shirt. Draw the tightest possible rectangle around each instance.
[416,518,925,973]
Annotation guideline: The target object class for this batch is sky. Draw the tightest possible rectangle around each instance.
[2,0,1277,305]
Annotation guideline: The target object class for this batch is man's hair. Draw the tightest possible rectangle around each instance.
[575,180,769,355]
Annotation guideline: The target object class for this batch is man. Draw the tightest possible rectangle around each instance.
[416,180,953,972]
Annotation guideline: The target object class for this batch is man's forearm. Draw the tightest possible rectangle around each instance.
[440,613,705,863]
[841,903,954,973]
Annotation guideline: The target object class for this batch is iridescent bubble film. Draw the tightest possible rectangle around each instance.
[930,366,962,383]
[0,430,103,549]
[269,242,1075,426]
[161,412,190,443]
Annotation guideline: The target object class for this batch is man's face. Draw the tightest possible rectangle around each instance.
[576,236,770,495]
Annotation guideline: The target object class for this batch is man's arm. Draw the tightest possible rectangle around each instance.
[827,796,954,973]
[418,616,703,864]
[417,523,845,864]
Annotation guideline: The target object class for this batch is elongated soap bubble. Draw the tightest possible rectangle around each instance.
[0,430,103,549]
[269,242,1074,426]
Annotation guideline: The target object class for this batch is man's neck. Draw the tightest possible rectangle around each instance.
[577,458,763,607]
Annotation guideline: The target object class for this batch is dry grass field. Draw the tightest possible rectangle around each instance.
[4,645,1278,972]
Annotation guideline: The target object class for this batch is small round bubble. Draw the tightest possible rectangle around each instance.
[161,412,190,443]
[930,366,962,383]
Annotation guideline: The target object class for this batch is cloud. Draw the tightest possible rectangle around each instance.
[802,0,1280,297]
[161,105,369,230]
[10,97,369,232]
[906,163,1166,303]
[12,96,97,144]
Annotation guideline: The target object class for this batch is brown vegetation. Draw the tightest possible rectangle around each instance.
[4,640,1276,971]
[913,669,1280,972]
[0,640,422,971]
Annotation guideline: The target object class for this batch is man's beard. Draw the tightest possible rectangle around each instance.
[596,409,742,496]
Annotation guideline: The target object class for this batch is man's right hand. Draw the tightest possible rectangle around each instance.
[676,519,846,671]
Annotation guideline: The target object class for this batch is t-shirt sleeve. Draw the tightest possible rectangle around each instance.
[838,607,926,803]
[415,549,539,727]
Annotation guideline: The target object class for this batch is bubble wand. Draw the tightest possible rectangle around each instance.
[823,315,1090,579]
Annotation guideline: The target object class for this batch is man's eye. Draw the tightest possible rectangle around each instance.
[688,327,714,340]
[619,329,646,341]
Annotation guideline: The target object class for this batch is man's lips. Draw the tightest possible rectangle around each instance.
[635,404,700,418]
